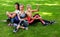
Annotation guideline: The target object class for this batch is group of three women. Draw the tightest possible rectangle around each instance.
[6,3,55,33]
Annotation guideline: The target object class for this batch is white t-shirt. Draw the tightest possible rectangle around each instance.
[14,10,20,14]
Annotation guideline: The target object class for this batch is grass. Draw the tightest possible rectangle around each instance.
[0,0,60,37]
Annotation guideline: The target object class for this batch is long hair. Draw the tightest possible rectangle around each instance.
[15,2,20,10]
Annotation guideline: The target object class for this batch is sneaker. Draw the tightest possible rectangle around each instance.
[43,23,49,26]
[6,19,11,24]
[50,21,55,24]
[13,29,18,33]
[24,27,28,30]
[8,23,11,26]
[8,23,13,26]
[14,23,18,27]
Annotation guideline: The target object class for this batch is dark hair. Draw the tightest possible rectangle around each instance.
[15,2,20,10]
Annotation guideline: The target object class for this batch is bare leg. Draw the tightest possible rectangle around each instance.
[6,12,16,18]
[38,17,45,24]
[16,24,25,29]
[34,16,45,24]
[6,12,12,18]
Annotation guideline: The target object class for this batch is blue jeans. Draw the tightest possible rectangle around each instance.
[20,20,29,27]
[13,16,19,24]
[11,18,15,23]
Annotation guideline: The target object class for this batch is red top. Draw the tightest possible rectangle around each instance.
[26,17,34,23]
[27,14,40,24]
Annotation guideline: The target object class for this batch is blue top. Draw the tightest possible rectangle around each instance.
[20,12,27,19]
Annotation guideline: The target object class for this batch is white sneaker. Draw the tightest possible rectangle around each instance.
[25,27,28,30]
[14,23,18,27]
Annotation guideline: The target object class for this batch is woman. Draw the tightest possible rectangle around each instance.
[13,4,29,33]
[6,2,20,26]
[25,4,55,26]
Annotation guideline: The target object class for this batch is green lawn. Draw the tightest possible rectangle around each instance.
[0,0,60,37]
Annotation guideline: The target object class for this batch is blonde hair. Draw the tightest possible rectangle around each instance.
[20,4,24,7]
[27,4,32,9]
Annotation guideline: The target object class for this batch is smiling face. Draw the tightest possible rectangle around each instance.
[19,5,24,11]
[15,3,19,10]
[15,4,19,10]
[27,4,32,11]
[27,7,31,11]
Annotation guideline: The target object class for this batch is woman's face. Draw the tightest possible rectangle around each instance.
[19,5,24,11]
[15,4,18,10]
[27,7,31,11]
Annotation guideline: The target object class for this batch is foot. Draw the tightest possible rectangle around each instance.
[13,29,18,33]
[24,27,28,30]
[50,21,55,24]
[8,23,13,26]
[8,23,11,26]
[13,23,18,27]
[43,23,49,26]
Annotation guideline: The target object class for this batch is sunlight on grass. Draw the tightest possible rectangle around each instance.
[1,0,13,3]
[2,3,11,6]
[30,0,60,6]
[34,3,60,6]
[31,2,60,6]
[44,3,59,6]
[41,12,52,16]
[0,0,60,37]
[6,1,13,3]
